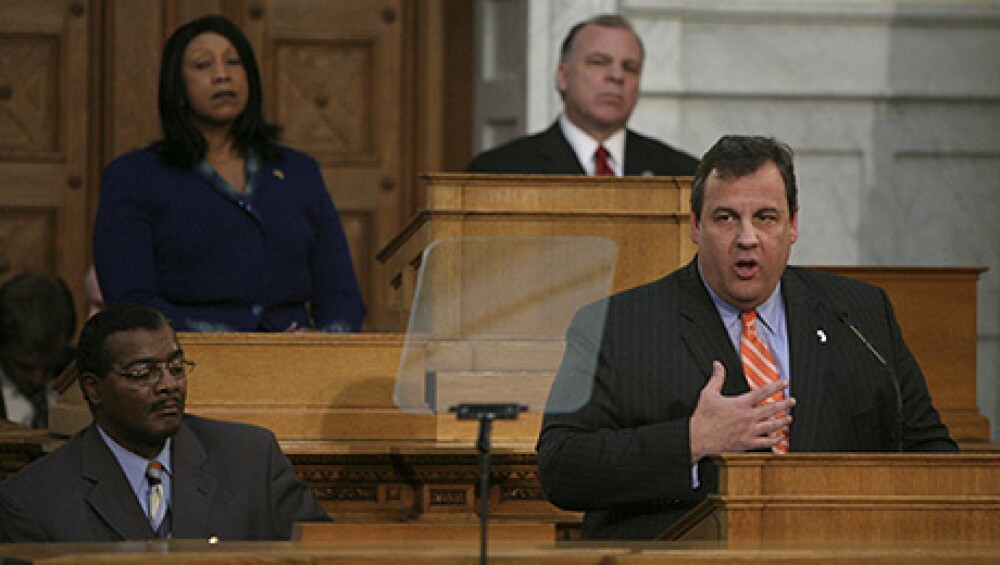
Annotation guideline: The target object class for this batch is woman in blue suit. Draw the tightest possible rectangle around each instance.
[94,15,364,332]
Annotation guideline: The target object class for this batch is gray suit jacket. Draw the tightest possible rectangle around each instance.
[537,259,957,540]
[466,122,699,176]
[0,415,329,541]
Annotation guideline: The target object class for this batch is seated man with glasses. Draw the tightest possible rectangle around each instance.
[0,304,329,541]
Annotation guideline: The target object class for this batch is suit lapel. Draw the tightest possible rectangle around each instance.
[538,123,586,174]
[81,426,155,540]
[170,419,216,538]
[675,260,746,395]
[781,268,831,451]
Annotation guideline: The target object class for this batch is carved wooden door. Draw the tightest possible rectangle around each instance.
[0,0,90,306]
[242,0,403,330]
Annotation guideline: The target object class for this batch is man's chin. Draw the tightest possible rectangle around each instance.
[726,280,770,309]
[150,412,184,436]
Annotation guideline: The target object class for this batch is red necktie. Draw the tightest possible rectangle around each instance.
[740,310,789,453]
[594,145,614,176]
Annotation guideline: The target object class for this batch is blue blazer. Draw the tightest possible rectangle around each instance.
[0,415,329,541]
[94,146,364,332]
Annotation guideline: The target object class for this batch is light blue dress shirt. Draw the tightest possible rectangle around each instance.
[97,426,172,522]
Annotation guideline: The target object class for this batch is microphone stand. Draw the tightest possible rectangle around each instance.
[450,403,527,565]
[835,310,904,452]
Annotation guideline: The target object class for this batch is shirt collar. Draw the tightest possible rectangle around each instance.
[196,148,261,200]
[558,114,626,176]
[0,366,33,427]
[97,425,172,495]
[699,266,784,338]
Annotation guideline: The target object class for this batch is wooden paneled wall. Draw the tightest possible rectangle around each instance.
[0,0,474,330]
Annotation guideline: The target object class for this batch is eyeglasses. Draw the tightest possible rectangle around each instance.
[115,358,196,387]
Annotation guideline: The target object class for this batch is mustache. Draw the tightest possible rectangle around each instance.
[151,396,184,412]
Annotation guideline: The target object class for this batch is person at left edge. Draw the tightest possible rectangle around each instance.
[93,15,364,332]
[0,273,76,429]
[0,304,330,541]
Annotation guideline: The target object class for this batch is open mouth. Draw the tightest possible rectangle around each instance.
[734,259,760,279]
[212,90,237,100]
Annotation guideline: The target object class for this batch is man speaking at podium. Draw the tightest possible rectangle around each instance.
[466,14,697,177]
[537,135,957,540]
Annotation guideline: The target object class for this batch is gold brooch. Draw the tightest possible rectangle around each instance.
[273,169,285,180]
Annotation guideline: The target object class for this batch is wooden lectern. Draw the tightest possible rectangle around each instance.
[378,173,695,332]
[662,453,1000,542]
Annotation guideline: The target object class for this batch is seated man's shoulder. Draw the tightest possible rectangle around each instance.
[0,428,90,493]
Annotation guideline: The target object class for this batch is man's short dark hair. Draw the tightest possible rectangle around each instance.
[76,304,173,380]
[0,273,76,353]
[690,135,798,219]
[559,13,645,65]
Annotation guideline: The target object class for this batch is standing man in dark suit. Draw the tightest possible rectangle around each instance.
[466,14,698,176]
[537,135,957,540]
[0,304,329,541]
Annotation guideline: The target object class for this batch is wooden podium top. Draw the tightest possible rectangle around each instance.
[664,452,1000,543]
[381,172,692,264]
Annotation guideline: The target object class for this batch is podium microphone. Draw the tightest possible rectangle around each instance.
[829,306,904,452]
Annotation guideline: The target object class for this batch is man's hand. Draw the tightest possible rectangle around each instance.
[689,361,795,462]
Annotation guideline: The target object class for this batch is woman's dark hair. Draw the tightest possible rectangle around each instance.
[157,14,281,168]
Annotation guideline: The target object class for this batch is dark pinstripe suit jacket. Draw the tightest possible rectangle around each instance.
[537,259,957,540]
[465,122,699,176]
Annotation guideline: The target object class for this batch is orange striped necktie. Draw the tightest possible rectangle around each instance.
[740,310,789,453]
[594,145,614,176]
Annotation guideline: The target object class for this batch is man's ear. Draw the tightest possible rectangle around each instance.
[689,211,701,245]
[556,64,568,96]
[79,371,101,406]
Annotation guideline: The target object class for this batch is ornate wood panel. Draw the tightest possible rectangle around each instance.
[289,448,579,535]
[241,0,404,330]
[0,0,90,308]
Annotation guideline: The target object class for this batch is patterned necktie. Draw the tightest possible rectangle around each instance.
[740,310,789,453]
[594,145,614,176]
[146,461,166,533]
